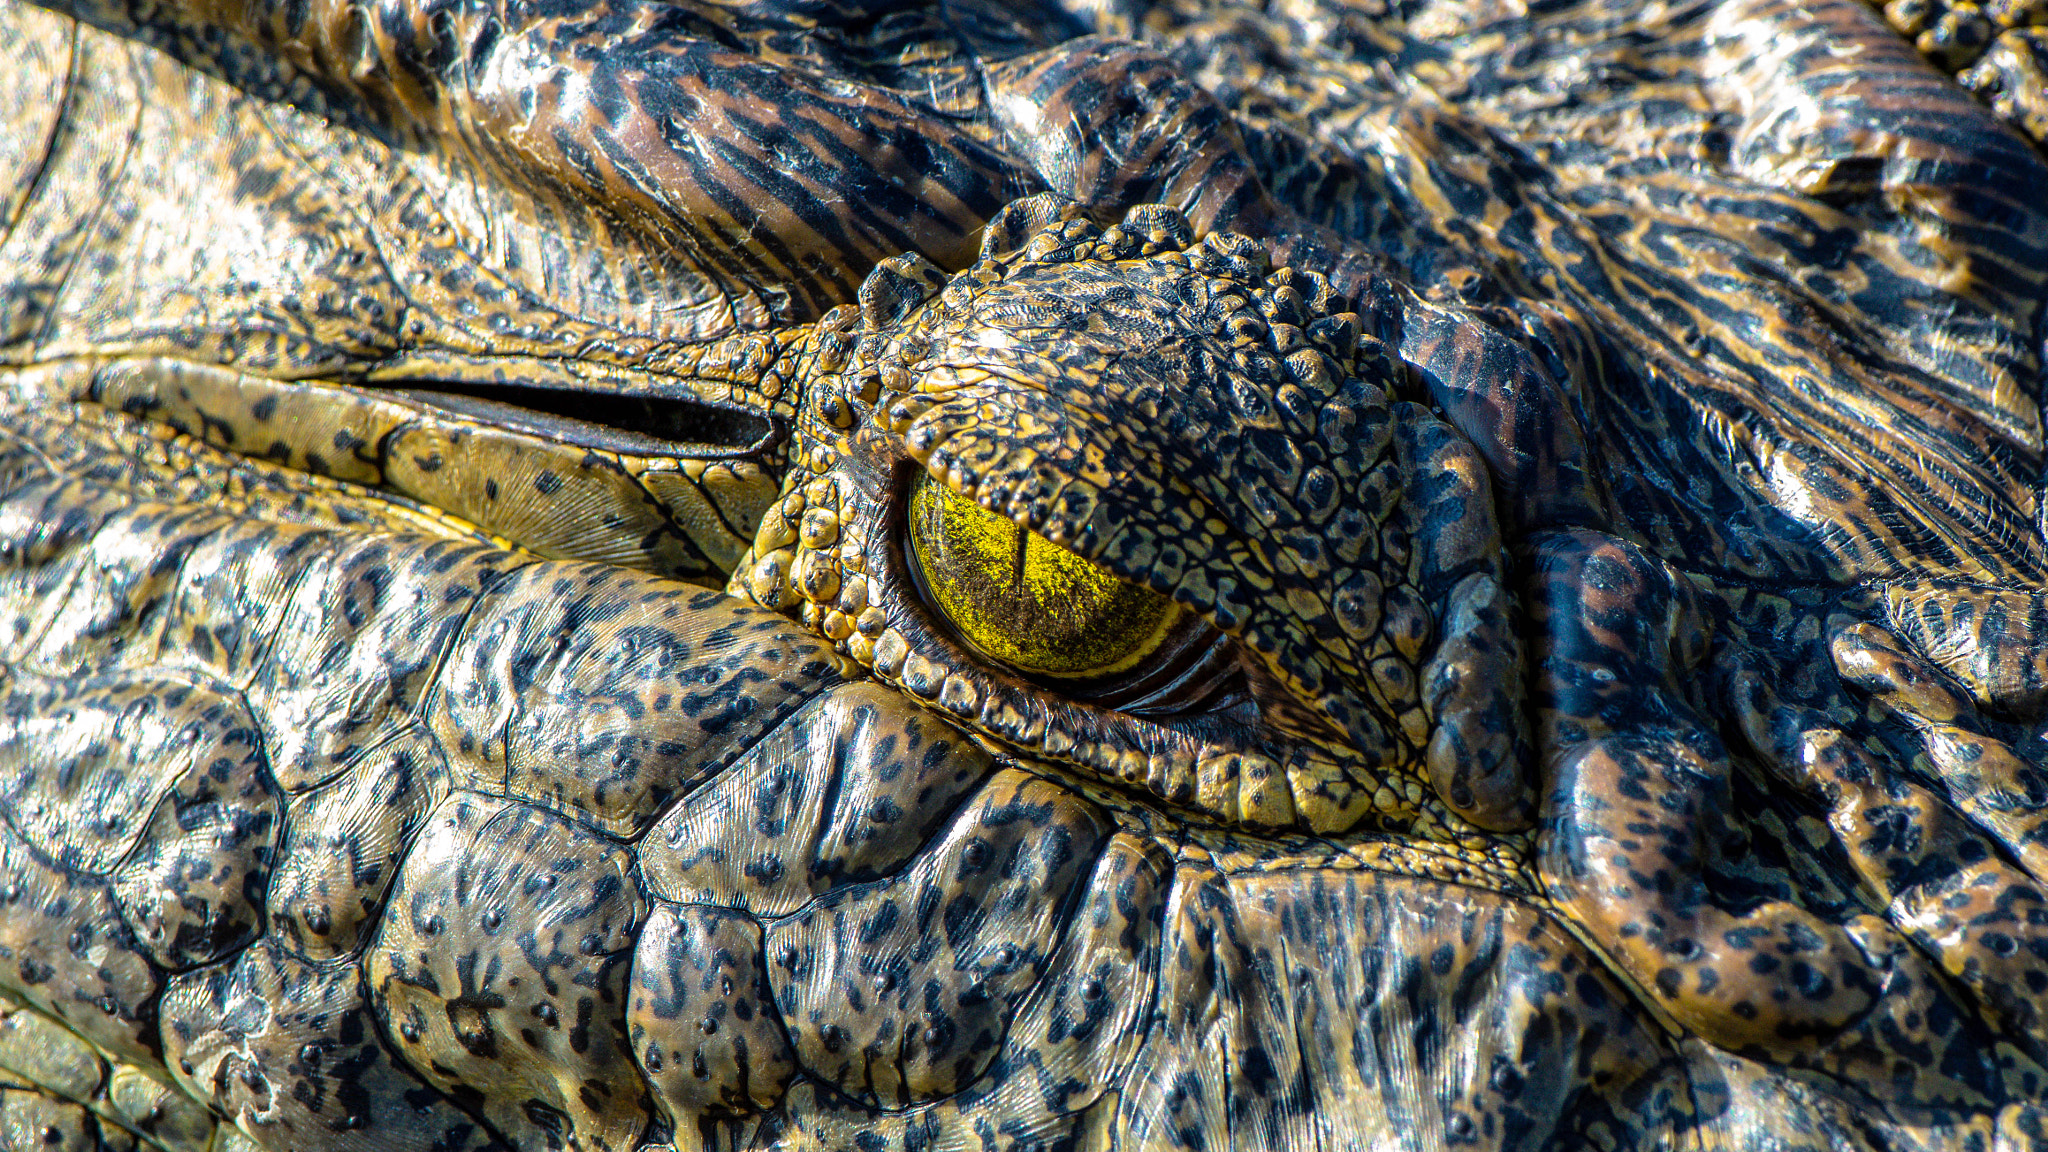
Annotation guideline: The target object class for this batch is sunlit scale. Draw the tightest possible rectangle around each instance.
[908,471,1182,678]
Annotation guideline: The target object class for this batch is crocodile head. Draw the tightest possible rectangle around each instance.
[16,0,2048,1146]
[0,0,1534,851]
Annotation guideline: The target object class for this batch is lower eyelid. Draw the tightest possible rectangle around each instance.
[1070,625,1247,717]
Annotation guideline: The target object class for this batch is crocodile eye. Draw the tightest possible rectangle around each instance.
[903,472,1249,717]
[907,471,1183,679]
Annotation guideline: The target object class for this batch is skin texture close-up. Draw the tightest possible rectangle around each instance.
[2,0,2048,1147]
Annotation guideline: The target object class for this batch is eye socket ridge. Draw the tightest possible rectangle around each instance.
[902,469,1248,719]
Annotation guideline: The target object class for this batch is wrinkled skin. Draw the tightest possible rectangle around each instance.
[2,0,2048,1148]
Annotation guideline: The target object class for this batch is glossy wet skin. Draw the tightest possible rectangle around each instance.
[2,0,2048,1148]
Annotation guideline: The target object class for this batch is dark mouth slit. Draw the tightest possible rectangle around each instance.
[403,380,777,457]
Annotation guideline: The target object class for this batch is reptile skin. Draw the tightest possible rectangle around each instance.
[2,0,2048,1147]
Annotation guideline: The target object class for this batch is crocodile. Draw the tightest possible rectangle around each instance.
[2,0,2048,1147]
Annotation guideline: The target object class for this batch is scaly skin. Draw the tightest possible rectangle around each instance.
[3,0,2048,1148]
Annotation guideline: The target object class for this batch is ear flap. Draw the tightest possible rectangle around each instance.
[857,252,950,332]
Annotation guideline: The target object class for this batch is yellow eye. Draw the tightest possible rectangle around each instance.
[908,472,1182,679]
